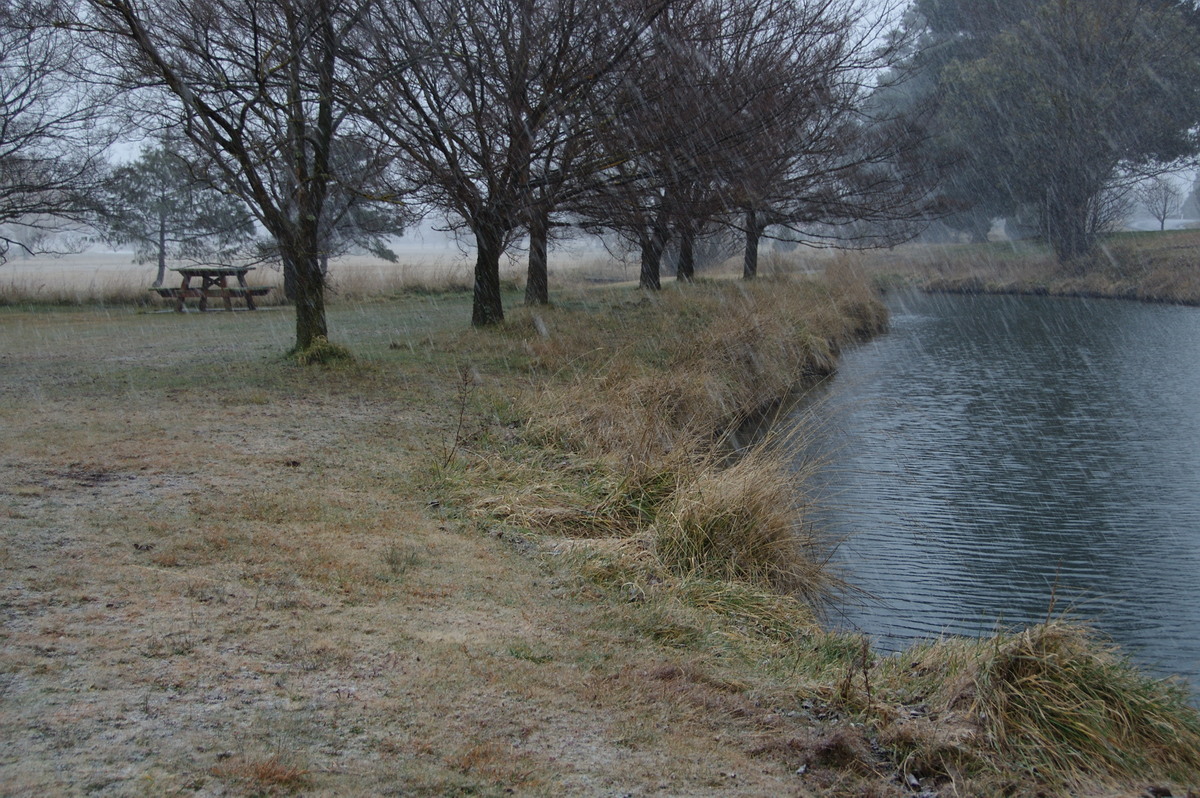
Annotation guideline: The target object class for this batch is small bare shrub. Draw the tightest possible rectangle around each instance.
[382,543,420,578]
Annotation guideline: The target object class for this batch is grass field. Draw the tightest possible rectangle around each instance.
[2,250,1198,797]
[872,228,1200,305]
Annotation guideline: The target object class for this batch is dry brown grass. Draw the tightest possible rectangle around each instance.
[972,623,1200,783]
[0,277,892,797]
[0,248,632,308]
[452,275,884,614]
[211,754,311,794]
[3,260,1198,797]
[0,256,156,306]
[654,444,832,599]
[522,274,882,463]
[0,251,480,307]
[863,622,1200,796]
[882,229,1200,305]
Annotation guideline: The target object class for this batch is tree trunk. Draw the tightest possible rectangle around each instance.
[288,221,328,349]
[524,205,549,306]
[154,213,167,287]
[293,252,328,350]
[743,209,761,280]
[676,222,695,283]
[639,222,669,290]
[277,218,330,351]
[1045,198,1093,265]
[283,254,298,302]
[473,224,506,326]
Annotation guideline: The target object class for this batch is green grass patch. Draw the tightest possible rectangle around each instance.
[291,335,355,366]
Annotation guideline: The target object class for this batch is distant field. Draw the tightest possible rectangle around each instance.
[0,245,673,306]
[0,240,850,306]
[0,251,470,304]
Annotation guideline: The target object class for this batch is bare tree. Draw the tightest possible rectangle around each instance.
[0,2,116,260]
[717,0,934,278]
[577,0,933,286]
[74,0,397,352]
[573,0,742,290]
[1137,176,1183,232]
[358,0,666,325]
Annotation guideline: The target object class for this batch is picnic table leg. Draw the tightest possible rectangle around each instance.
[198,277,210,312]
[238,272,257,310]
[220,276,233,311]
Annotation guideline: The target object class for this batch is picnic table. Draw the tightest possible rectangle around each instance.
[153,266,272,312]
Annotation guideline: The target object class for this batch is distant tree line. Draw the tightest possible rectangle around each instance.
[2,0,937,348]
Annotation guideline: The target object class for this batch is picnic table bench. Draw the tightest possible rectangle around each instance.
[153,266,271,312]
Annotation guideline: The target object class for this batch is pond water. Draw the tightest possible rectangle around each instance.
[794,290,1200,689]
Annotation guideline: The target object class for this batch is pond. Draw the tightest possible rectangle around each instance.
[794,290,1200,689]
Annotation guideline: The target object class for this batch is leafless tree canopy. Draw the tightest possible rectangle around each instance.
[0,1,117,259]
[355,0,669,322]
[574,0,933,287]
[1136,176,1184,232]
[73,0,401,348]
[25,0,931,335]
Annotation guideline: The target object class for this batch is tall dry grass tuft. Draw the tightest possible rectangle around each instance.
[211,754,310,793]
[654,444,836,602]
[967,622,1200,785]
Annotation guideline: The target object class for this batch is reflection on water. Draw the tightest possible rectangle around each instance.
[795,290,1200,688]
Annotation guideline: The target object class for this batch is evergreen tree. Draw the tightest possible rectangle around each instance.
[897,0,1200,260]
[100,145,255,286]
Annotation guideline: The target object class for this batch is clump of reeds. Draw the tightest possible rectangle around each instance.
[967,622,1200,786]
[653,444,835,602]
[867,623,1200,795]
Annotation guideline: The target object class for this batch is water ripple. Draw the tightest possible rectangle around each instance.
[796,291,1200,689]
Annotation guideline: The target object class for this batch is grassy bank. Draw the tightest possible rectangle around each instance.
[2,259,1198,797]
[876,229,1200,305]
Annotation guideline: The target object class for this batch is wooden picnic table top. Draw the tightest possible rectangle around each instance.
[170,266,256,276]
